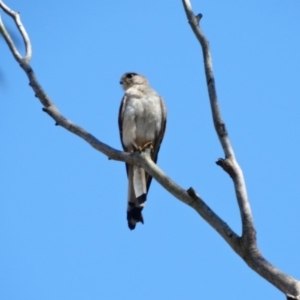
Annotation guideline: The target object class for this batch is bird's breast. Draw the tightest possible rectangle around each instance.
[122,95,162,149]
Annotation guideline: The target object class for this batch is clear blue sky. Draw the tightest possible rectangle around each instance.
[1,1,300,299]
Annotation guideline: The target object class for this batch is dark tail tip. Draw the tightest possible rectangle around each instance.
[127,207,144,230]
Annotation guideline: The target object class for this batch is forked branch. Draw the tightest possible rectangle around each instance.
[0,0,239,249]
[1,0,299,298]
[182,0,300,298]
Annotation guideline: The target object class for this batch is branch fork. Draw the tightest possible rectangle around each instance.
[1,0,299,298]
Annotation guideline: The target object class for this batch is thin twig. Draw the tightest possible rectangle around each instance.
[0,1,31,62]
[0,14,22,61]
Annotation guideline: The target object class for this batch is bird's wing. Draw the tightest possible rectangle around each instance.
[118,93,130,177]
[146,95,167,191]
[118,93,127,151]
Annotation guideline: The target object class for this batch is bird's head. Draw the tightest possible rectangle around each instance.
[120,72,149,90]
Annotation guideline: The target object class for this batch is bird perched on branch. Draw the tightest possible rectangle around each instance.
[118,72,167,230]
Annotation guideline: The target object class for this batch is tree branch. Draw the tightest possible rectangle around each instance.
[1,0,299,298]
[182,0,300,298]
[0,1,31,62]
[0,0,240,254]
[182,0,255,244]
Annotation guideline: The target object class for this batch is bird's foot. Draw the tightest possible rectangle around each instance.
[131,144,142,153]
[131,142,153,153]
[141,142,153,152]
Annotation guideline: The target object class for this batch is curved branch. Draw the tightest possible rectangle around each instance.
[1,0,300,298]
[0,0,240,256]
[0,1,244,259]
[182,0,300,298]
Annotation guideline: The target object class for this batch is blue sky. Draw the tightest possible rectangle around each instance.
[1,1,300,299]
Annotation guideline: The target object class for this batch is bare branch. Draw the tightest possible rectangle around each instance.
[0,14,22,61]
[0,1,31,62]
[0,0,241,253]
[140,153,240,248]
[21,55,242,255]
[182,0,300,298]
[182,0,255,244]
[1,0,300,298]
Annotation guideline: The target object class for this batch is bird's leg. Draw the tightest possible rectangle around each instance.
[131,144,143,153]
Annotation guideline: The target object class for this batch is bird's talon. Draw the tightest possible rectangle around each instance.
[132,145,142,153]
[141,142,154,152]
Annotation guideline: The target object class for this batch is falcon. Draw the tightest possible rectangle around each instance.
[118,72,167,230]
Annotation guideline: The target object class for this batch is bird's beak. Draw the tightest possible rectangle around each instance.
[120,81,123,85]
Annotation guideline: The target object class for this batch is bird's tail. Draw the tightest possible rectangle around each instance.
[127,205,144,230]
[127,166,147,230]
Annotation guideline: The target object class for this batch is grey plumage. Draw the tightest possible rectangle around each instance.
[118,72,167,230]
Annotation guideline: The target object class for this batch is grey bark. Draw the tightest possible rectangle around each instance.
[0,0,299,298]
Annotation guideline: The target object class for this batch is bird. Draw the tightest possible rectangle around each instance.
[118,72,167,230]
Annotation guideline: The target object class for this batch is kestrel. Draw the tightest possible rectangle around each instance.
[118,72,167,230]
